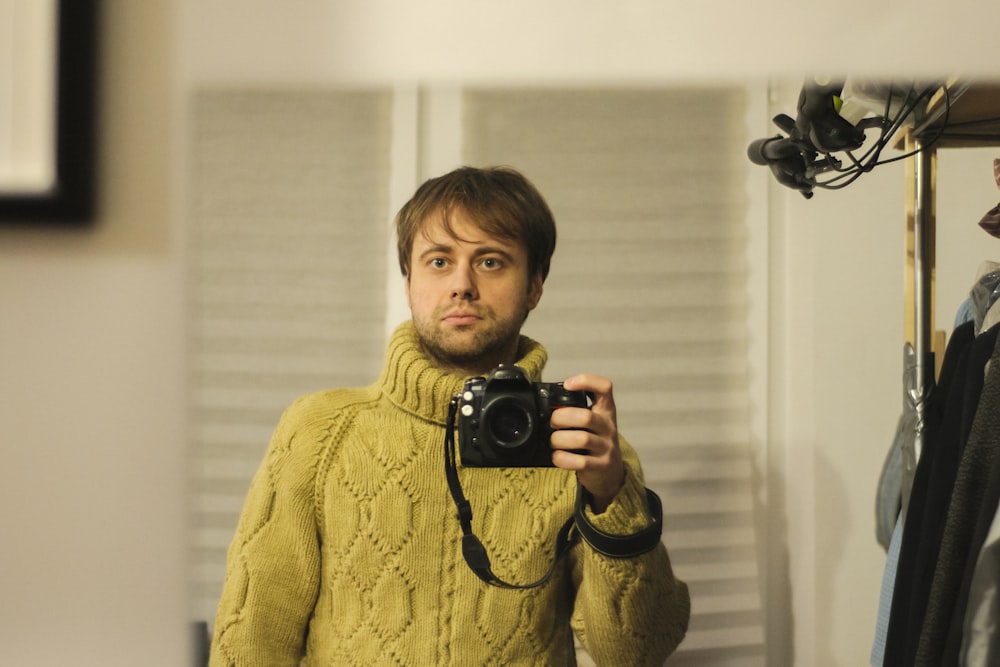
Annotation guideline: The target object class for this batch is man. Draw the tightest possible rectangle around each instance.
[210,166,690,666]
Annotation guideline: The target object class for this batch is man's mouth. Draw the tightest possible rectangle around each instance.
[442,311,481,326]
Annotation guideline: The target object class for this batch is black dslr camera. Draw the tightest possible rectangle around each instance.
[456,365,590,468]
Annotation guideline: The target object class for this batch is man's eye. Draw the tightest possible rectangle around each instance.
[430,258,447,268]
[481,257,502,269]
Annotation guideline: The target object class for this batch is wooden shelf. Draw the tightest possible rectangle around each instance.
[909,80,1000,148]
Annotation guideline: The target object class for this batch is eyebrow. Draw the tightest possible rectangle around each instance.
[416,242,518,264]
[416,243,448,259]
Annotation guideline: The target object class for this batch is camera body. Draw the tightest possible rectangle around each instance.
[457,365,590,468]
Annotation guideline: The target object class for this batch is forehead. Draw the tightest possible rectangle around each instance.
[413,207,521,252]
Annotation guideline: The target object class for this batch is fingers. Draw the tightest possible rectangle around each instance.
[561,373,616,419]
[550,426,615,467]
[550,428,624,510]
[550,373,624,507]
[552,374,616,435]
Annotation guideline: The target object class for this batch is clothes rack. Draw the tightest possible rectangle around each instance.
[873,81,1000,667]
[900,81,1000,470]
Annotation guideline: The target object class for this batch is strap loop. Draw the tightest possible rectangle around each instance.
[574,484,663,558]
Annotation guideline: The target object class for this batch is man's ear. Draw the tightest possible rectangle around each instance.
[527,273,544,311]
[404,274,412,307]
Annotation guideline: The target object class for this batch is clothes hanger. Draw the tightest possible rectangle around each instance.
[977,158,1000,239]
[969,160,1000,334]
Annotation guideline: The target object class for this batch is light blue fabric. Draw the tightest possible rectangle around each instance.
[872,513,903,667]
[956,298,975,329]
[876,417,905,549]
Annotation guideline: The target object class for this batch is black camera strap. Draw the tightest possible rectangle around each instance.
[573,484,664,558]
[444,396,664,589]
[444,396,576,589]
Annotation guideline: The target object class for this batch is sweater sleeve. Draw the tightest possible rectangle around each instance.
[569,436,691,665]
[209,396,325,667]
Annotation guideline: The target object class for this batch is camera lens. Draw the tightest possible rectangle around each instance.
[484,399,533,449]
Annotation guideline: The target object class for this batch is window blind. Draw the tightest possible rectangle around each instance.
[187,89,393,623]
[462,88,765,665]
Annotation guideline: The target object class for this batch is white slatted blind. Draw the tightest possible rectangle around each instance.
[462,88,764,666]
[188,89,393,623]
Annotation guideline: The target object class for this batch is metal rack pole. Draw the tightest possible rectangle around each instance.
[911,137,935,458]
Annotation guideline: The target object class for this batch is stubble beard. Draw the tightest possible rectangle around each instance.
[413,305,527,376]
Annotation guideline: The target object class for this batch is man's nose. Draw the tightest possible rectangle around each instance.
[450,264,478,300]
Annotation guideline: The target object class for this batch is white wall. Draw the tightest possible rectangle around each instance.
[3,1,1000,665]
[0,2,187,665]
[764,82,908,666]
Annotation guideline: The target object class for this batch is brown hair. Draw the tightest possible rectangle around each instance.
[395,166,557,282]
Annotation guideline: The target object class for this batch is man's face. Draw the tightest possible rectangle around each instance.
[405,208,543,376]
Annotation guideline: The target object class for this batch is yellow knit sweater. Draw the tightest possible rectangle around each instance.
[210,321,689,666]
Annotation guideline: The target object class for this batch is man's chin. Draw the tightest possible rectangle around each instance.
[423,334,501,370]
[434,339,489,364]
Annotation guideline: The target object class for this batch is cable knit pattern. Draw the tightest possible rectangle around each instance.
[210,321,689,666]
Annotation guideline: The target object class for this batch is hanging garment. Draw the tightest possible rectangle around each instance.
[871,514,904,666]
[937,322,1000,665]
[883,300,975,541]
[955,298,976,331]
[873,303,978,663]
[979,203,1000,239]
[977,159,1000,239]
[980,286,1000,331]
[882,321,977,666]
[958,486,1000,666]
[969,263,1000,335]
[916,324,1000,666]
[876,413,909,550]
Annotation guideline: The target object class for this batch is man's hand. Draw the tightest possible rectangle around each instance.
[549,373,625,513]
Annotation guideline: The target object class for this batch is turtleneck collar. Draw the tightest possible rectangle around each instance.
[378,320,548,426]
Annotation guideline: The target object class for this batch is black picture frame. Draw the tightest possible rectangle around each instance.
[0,0,98,224]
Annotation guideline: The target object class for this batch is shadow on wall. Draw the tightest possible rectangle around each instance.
[750,426,794,666]
[815,446,852,666]
[191,621,209,667]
